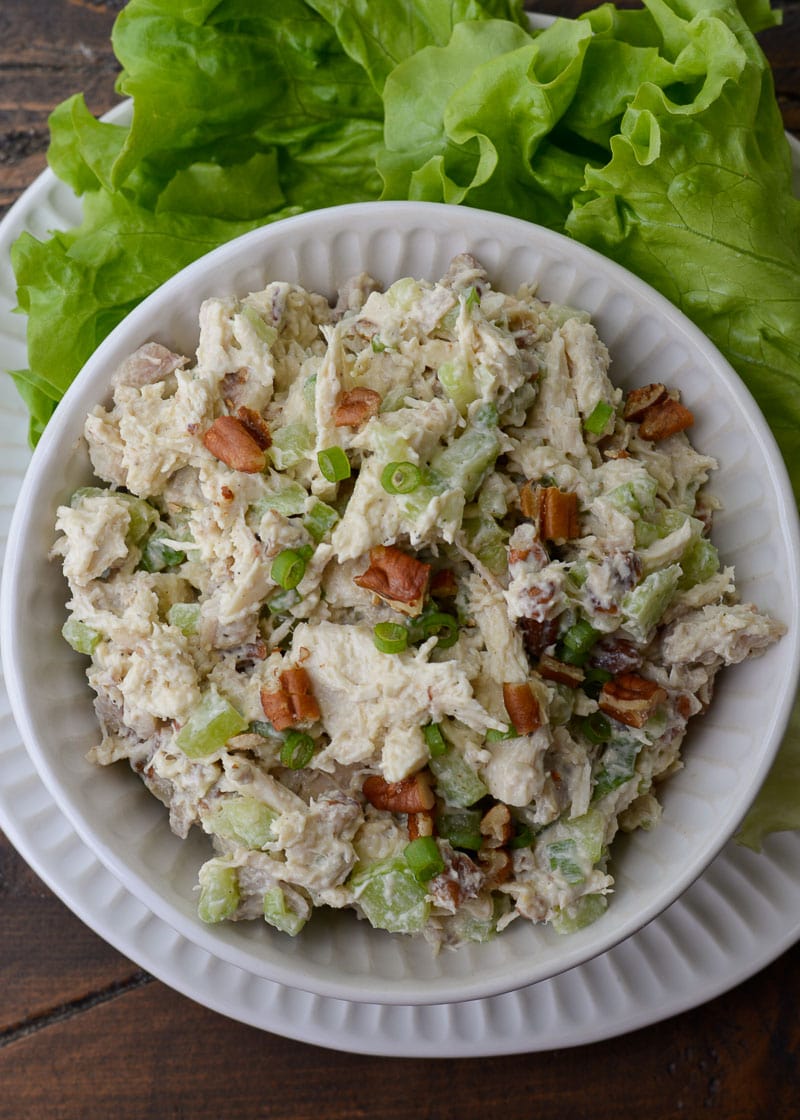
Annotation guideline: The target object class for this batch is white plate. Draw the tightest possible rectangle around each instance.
[1,106,799,1053]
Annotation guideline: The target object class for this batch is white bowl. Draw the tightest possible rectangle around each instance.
[3,201,798,1006]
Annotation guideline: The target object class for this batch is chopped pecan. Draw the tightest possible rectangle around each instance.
[537,654,584,687]
[427,850,484,911]
[480,803,513,848]
[235,405,272,450]
[203,414,269,473]
[502,682,541,735]
[362,771,435,814]
[508,539,549,570]
[333,387,382,428]
[259,686,295,732]
[279,666,321,724]
[260,666,321,730]
[353,545,431,617]
[430,568,458,599]
[540,487,580,541]
[637,397,694,441]
[408,810,436,841]
[598,672,668,728]
[519,480,540,519]
[519,616,560,660]
[591,636,642,675]
[623,382,667,421]
[478,848,513,888]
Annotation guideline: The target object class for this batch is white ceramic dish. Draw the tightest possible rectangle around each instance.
[2,200,799,1008]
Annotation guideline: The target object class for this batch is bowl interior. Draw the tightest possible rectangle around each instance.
[3,201,799,1005]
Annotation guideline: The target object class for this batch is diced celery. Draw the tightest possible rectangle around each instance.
[62,617,102,655]
[174,687,248,758]
[385,276,422,312]
[239,304,278,345]
[140,527,187,572]
[350,857,430,934]
[429,747,488,808]
[379,386,409,413]
[447,896,509,944]
[269,422,312,469]
[436,808,483,850]
[438,356,479,415]
[117,495,159,544]
[429,422,501,501]
[477,473,508,519]
[606,477,658,520]
[263,886,308,936]
[404,836,445,882]
[304,500,339,542]
[71,486,158,544]
[546,838,585,884]
[634,520,660,548]
[251,481,308,519]
[679,535,719,589]
[167,602,200,636]
[462,516,508,576]
[544,810,606,886]
[202,795,278,849]
[551,892,608,934]
[368,421,416,465]
[621,564,681,642]
[197,860,240,923]
[593,738,641,800]
[303,373,317,410]
[564,809,606,863]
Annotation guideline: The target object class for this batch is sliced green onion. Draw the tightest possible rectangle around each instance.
[280,730,315,770]
[558,618,600,666]
[582,667,613,700]
[509,823,534,849]
[317,446,351,483]
[266,587,300,615]
[372,621,409,655]
[584,400,614,435]
[422,722,447,758]
[271,548,308,590]
[371,336,387,353]
[381,461,422,495]
[486,724,517,742]
[404,836,445,882]
[463,285,480,311]
[419,611,459,649]
[581,712,612,744]
[437,808,482,851]
[249,719,282,740]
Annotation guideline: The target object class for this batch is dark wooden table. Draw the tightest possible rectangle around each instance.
[1,3,798,1117]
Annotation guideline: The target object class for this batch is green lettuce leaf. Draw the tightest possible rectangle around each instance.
[305,0,527,92]
[379,17,594,229]
[567,0,800,497]
[738,694,800,849]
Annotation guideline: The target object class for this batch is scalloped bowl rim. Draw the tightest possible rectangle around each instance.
[2,201,799,1005]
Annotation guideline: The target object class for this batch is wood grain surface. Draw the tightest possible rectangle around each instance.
[1,2,799,1117]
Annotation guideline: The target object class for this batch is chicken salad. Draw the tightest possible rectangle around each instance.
[53,254,786,948]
